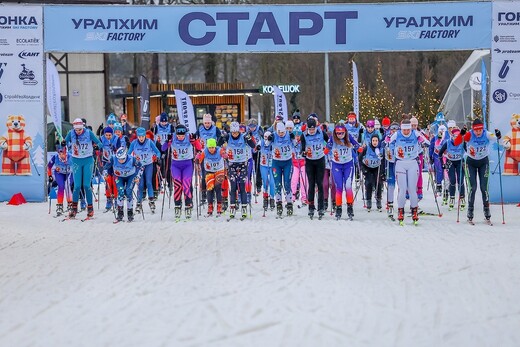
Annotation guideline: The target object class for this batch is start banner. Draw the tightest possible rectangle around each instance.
[44,2,491,53]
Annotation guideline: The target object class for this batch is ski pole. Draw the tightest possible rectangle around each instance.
[456,159,463,223]
[159,168,167,221]
[29,153,41,176]
[132,189,145,220]
[425,151,442,217]
[491,147,506,174]
[496,139,506,224]
[195,163,200,220]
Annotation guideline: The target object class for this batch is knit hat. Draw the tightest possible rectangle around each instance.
[203,113,213,123]
[292,109,301,120]
[107,114,116,125]
[472,118,484,131]
[390,122,400,131]
[447,120,456,128]
[435,112,445,122]
[103,127,113,134]
[410,117,419,126]
[136,127,146,137]
[73,118,84,129]
[230,121,240,133]
[382,117,391,127]
[374,119,381,129]
[114,122,123,132]
[247,118,258,126]
[285,120,294,129]
[159,113,168,123]
[347,112,357,120]
[276,122,286,132]
[306,118,317,129]
[366,120,375,127]
[206,138,217,148]
[438,125,447,135]
[176,124,187,134]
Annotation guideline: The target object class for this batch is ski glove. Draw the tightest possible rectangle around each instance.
[495,129,502,139]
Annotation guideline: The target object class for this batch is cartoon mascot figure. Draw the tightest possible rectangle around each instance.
[503,113,520,175]
[0,115,33,175]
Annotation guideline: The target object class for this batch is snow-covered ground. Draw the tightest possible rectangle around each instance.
[1,179,520,347]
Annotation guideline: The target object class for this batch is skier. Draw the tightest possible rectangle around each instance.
[326,123,359,220]
[358,119,382,147]
[247,119,264,195]
[257,130,276,212]
[300,117,329,219]
[98,126,121,212]
[163,124,201,220]
[291,128,308,207]
[389,119,430,225]
[410,116,425,200]
[195,113,222,206]
[64,118,103,219]
[453,119,499,223]
[47,144,73,216]
[438,127,466,211]
[222,121,256,219]
[195,138,227,217]
[382,122,400,219]
[429,124,448,202]
[128,127,161,214]
[102,147,143,222]
[270,122,296,217]
[359,133,384,212]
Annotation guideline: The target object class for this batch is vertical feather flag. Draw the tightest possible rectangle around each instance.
[352,61,359,117]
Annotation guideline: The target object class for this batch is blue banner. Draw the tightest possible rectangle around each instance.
[44,2,491,53]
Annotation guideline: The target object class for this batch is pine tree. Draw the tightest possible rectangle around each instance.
[414,69,441,127]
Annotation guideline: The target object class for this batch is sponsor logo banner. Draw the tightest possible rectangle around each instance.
[44,2,491,53]
[490,1,520,203]
[0,5,45,202]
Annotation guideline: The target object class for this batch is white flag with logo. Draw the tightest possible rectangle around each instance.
[174,89,196,134]
[46,59,62,139]
[352,61,359,117]
[272,86,288,122]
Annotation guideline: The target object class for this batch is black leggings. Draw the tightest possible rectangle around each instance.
[447,160,465,198]
[305,157,325,210]
[364,166,383,201]
[229,162,248,206]
[466,157,489,210]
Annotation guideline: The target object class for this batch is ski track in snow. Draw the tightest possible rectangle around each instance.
[1,183,520,347]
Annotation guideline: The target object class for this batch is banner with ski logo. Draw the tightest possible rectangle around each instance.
[46,59,62,139]
[272,85,288,122]
[352,61,360,117]
[174,89,196,134]
[139,75,150,129]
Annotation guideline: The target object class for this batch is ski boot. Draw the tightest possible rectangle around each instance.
[460,197,466,211]
[127,208,134,222]
[222,198,228,212]
[286,202,294,216]
[216,202,223,216]
[331,201,337,214]
[228,204,236,219]
[308,204,316,219]
[398,207,405,226]
[449,197,455,211]
[263,194,269,211]
[323,200,328,212]
[318,209,325,220]
[347,203,354,221]
[435,184,442,196]
[87,204,94,218]
[442,190,449,205]
[387,202,394,220]
[366,199,372,212]
[80,199,87,211]
[484,205,491,222]
[276,201,283,218]
[105,199,113,212]
[411,206,419,226]
[240,205,248,220]
[116,206,124,222]
[376,199,382,212]
[467,207,474,223]
[56,203,64,217]
[68,202,78,218]
[269,198,275,211]
[185,206,192,220]
[135,202,142,214]
[174,206,182,221]
[335,206,342,220]
[207,202,214,216]
[148,198,156,214]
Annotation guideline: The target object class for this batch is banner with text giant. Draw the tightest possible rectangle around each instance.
[0,5,45,202]
[44,2,491,53]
